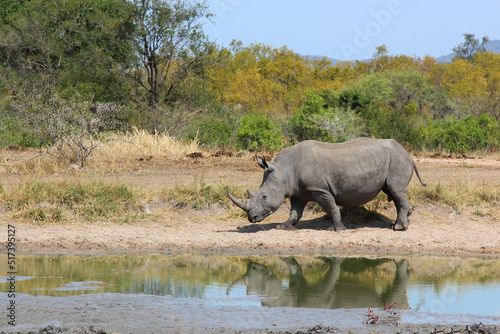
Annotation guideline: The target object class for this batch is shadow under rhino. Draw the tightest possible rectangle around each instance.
[230,257,410,310]
[234,207,394,233]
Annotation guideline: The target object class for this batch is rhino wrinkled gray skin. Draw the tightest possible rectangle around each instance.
[227,138,426,231]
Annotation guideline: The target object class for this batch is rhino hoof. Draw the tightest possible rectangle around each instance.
[327,226,346,232]
[277,223,297,231]
[393,223,407,231]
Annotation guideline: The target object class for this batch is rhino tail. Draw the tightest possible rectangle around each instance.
[413,160,426,187]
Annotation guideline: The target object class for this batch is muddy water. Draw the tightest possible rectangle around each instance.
[1,253,499,332]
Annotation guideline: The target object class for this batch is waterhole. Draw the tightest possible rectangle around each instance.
[1,253,499,326]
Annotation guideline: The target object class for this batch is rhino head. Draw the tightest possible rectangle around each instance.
[228,157,286,223]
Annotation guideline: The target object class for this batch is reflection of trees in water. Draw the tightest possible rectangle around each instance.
[5,254,500,300]
[233,257,410,310]
[134,278,207,298]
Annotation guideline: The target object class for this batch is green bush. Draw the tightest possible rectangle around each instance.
[287,91,365,143]
[334,90,371,114]
[424,114,499,153]
[361,103,425,148]
[188,115,233,149]
[0,116,44,148]
[236,113,284,151]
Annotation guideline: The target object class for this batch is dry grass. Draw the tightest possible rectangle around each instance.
[0,129,205,175]
[0,178,141,223]
[98,128,201,158]
[158,178,235,210]
[415,147,500,160]
[409,180,500,209]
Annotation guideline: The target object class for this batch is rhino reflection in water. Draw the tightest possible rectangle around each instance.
[231,257,410,310]
[228,138,426,231]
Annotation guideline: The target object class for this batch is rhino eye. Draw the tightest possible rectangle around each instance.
[262,195,267,200]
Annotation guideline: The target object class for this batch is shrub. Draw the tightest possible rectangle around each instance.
[12,95,123,166]
[236,113,284,151]
[334,90,371,114]
[362,103,425,148]
[423,114,499,153]
[287,91,365,143]
[187,115,234,149]
[0,116,42,148]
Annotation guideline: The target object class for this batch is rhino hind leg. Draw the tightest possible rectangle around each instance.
[382,187,394,202]
[392,192,412,231]
[311,192,346,231]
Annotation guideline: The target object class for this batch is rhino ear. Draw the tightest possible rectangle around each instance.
[256,156,277,172]
[256,156,268,169]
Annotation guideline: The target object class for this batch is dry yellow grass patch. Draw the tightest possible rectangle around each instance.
[98,128,201,158]
[408,179,500,209]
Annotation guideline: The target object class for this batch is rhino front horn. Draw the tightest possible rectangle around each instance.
[227,188,248,211]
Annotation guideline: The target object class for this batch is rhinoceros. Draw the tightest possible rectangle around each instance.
[228,138,426,231]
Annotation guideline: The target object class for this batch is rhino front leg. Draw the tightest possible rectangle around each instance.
[312,192,346,231]
[278,197,307,230]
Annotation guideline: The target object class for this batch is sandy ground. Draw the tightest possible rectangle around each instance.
[4,202,499,256]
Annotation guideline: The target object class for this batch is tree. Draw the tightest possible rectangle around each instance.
[13,94,123,167]
[453,33,489,61]
[130,0,213,106]
[373,45,389,59]
[0,0,135,101]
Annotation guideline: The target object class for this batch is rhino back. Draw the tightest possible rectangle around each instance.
[274,138,413,206]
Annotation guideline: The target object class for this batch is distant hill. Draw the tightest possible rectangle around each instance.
[433,39,499,63]
[304,40,500,64]
[303,55,343,65]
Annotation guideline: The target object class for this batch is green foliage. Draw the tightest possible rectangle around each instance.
[453,33,490,60]
[1,16,499,155]
[0,117,42,148]
[287,91,365,143]
[188,115,234,149]
[335,90,371,114]
[130,0,213,106]
[0,0,135,102]
[359,104,425,148]
[347,70,450,147]
[288,91,328,141]
[236,113,284,151]
[423,114,499,153]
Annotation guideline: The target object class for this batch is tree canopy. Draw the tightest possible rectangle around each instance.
[0,1,498,153]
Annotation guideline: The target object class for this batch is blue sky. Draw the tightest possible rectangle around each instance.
[203,0,499,60]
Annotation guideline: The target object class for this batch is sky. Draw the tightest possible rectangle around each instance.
[203,0,500,60]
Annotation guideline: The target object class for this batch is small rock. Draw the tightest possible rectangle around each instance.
[186,152,203,159]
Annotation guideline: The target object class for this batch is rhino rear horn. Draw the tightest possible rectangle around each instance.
[247,189,256,198]
[227,188,248,211]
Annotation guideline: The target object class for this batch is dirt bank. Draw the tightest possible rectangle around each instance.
[4,202,497,256]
